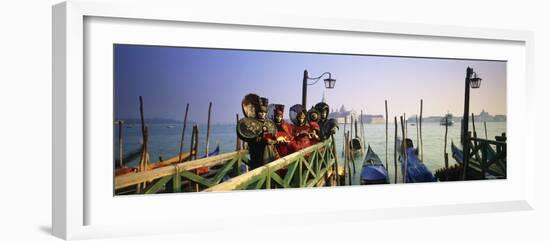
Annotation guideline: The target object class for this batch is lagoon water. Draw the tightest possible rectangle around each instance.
[115,121,505,185]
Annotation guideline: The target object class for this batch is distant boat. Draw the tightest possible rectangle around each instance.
[360,145,390,185]
[167,125,176,128]
[440,114,454,126]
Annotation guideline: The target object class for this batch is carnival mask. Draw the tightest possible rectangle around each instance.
[275,115,283,124]
[298,113,306,125]
[321,110,328,120]
[257,111,267,120]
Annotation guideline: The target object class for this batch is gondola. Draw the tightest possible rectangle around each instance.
[200,145,220,159]
[350,138,362,156]
[360,145,390,185]
[350,119,363,157]
[398,139,436,183]
[195,145,221,175]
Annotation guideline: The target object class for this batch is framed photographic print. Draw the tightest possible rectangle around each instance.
[52,0,535,240]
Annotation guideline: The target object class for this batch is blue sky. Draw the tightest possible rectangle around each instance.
[114,44,506,124]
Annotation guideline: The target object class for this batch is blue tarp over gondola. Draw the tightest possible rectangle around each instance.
[200,145,220,159]
[400,147,436,183]
[360,145,390,184]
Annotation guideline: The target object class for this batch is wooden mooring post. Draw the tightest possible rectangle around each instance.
[360,109,366,152]
[419,99,424,161]
[400,116,407,183]
[472,115,478,136]
[393,116,398,184]
[403,113,407,136]
[342,115,347,157]
[344,131,349,185]
[444,117,449,181]
[470,114,482,171]
[236,114,241,151]
[385,100,389,172]
[350,115,354,156]
[350,121,357,174]
[415,115,419,151]
[118,120,123,168]
[190,124,199,191]
[205,102,212,157]
[345,131,352,185]
[178,103,189,162]
[137,96,150,192]
[354,118,362,157]
[484,121,488,139]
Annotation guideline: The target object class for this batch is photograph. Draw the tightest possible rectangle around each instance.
[113,44,507,195]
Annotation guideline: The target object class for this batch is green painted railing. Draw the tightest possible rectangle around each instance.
[115,137,339,194]
[203,138,339,192]
[115,150,250,194]
[468,137,506,179]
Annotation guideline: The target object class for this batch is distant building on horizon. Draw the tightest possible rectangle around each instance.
[328,105,385,124]
[360,114,385,124]
[474,109,492,121]
[493,114,506,122]
[472,109,505,122]
[408,109,506,123]
[328,105,354,124]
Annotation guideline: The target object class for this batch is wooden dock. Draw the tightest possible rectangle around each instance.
[435,133,506,181]
[465,135,506,179]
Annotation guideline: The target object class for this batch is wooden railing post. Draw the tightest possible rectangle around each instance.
[266,168,271,189]
[173,165,181,192]
[400,116,408,183]
[299,156,303,187]
[236,152,242,176]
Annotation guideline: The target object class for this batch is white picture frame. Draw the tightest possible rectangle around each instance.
[52,0,535,240]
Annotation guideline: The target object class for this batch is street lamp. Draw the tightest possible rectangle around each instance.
[461,66,482,180]
[302,70,336,108]
[469,71,482,89]
[324,77,336,89]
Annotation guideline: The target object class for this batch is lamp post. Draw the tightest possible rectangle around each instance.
[461,67,482,180]
[302,70,336,108]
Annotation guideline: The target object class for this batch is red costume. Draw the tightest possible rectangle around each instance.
[307,107,321,146]
[289,123,313,152]
[274,121,293,156]
[271,105,294,157]
[308,121,321,145]
[287,105,318,152]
